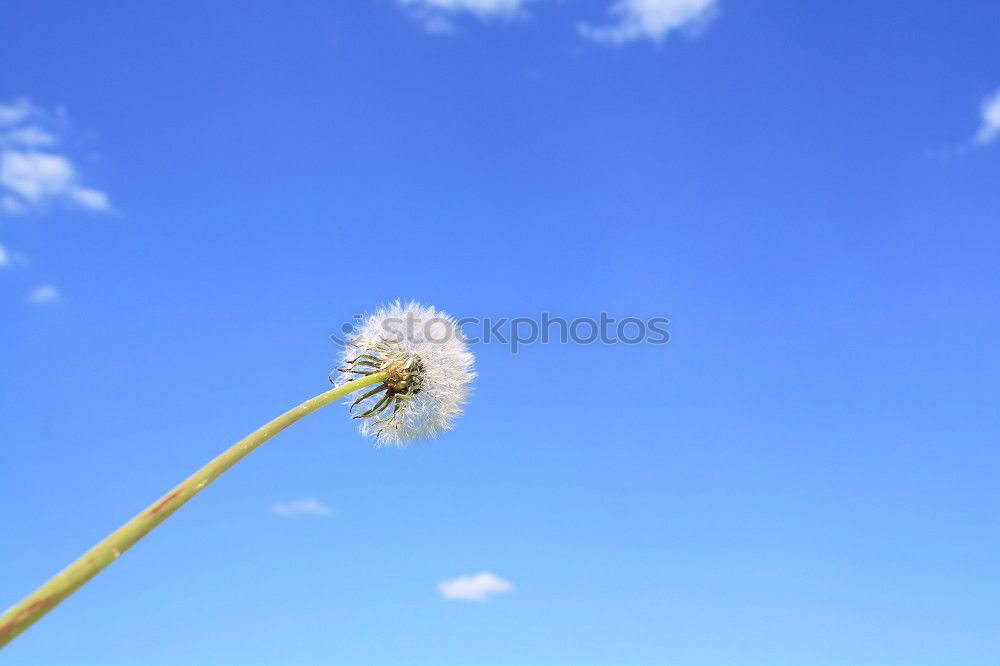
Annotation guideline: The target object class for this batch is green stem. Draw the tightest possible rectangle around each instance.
[0,372,389,649]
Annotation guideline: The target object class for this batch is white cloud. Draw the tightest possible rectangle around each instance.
[271,498,333,516]
[27,284,62,305]
[0,242,27,268]
[0,152,110,212]
[579,0,717,45]
[67,184,111,211]
[1,195,27,214]
[0,99,38,127]
[0,98,112,215]
[399,0,529,32]
[402,0,526,18]
[438,571,513,601]
[2,125,57,147]
[975,88,1000,145]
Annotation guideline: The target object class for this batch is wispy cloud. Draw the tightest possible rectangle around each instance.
[1,152,111,213]
[395,0,720,43]
[0,98,112,215]
[0,99,37,126]
[0,243,28,269]
[579,0,717,45]
[974,88,1000,146]
[399,0,529,33]
[2,125,57,148]
[27,284,62,305]
[271,498,333,516]
[438,571,513,601]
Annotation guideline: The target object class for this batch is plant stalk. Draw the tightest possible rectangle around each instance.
[0,372,389,648]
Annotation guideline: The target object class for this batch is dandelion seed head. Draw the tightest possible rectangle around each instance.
[336,301,475,445]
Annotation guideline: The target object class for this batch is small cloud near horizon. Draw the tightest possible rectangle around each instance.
[271,498,333,516]
[27,284,62,305]
[0,98,112,215]
[438,571,513,601]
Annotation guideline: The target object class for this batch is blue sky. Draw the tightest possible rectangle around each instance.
[2,0,999,663]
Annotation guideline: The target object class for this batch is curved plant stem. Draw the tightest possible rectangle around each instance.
[0,372,389,648]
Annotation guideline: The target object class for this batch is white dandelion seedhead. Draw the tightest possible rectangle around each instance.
[335,301,475,445]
